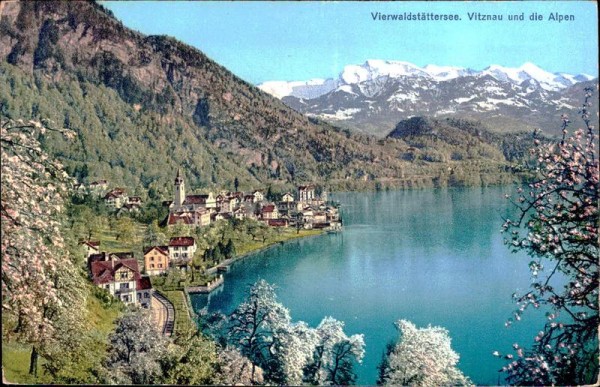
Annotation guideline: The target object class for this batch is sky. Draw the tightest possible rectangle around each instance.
[102,1,599,84]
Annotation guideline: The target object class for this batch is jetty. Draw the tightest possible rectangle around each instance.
[186,274,224,294]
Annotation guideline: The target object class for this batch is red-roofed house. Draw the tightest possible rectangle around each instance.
[89,180,108,196]
[167,208,210,227]
[183,194,216,209]
[86,252,134,273]
[117,202,142,216]
[261,204,279,220]
[167,211,195,226]
[87,252,107,272]
[90,255,149,306]
[144,246,170,276]
[168,237,197,268]
[229,192,244,201]
[136,276,153,308]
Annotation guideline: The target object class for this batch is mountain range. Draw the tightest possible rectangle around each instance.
[259,60,597,137]
[0,1,588,196]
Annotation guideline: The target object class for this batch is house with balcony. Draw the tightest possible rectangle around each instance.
[89,253,151,306]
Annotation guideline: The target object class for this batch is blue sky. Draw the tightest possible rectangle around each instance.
[102,1,598,84]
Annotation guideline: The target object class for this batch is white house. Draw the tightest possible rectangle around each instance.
[168,236,197,265]
[298,185,316,202]
[104,188,128,209]
[281,192,294,203]
[89,254,149,306]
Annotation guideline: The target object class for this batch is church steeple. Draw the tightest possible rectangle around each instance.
[175,168,183,183]
[174,168,186,208]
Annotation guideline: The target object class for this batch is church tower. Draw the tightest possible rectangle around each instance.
[174,168,186,209]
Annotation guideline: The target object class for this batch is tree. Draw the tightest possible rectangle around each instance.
[223,238,236,259]
[234,176,239,192]
[69,204,97,240]
[213,243,224,263]
[1,118,86,376]
[270,320,319,385]
[162,327,219,384]
[226,280,292,383]
[221,280,365,385]
[215,346,264,385]
[104,309,169,384]
[115,216,136,244]
[377,320,471,386]
[500,87,598,384]
[169,221,190,238]
[143,220,167,246]
[304,316,365,385]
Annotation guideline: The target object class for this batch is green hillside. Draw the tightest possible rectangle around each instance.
[0,1,526,195]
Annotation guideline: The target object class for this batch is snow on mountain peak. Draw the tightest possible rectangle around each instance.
[423,64,474,81]
[341,60,429,84]
[258,60,595,99]
[480,63,586,91]
[519,62,556,82]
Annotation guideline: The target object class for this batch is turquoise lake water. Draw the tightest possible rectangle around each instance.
[191,187,550,385]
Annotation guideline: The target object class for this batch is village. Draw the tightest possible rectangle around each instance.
[78,169,341,334]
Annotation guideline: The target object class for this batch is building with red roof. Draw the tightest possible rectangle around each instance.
[136,276,153,308]
[167,206,211,227]
[260,204,279,220]
[168,237,197,268]
[89,254,152,307]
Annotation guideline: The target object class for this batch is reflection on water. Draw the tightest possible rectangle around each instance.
[191,187,550,385]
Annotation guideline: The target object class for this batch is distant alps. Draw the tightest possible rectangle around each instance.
[258,60,595,99]
[258,60,597,137]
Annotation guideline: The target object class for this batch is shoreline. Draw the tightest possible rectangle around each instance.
[205,229,326,276]
[183,229,328,329]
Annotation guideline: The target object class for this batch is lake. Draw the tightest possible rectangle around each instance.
[191,187,549,385]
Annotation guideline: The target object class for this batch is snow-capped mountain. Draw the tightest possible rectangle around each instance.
[258,60,597,137]
[258,60,594,99]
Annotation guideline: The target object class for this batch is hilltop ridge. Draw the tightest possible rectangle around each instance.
[1,1,525,194]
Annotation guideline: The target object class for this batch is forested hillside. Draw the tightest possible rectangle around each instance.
[0,1,524,195]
